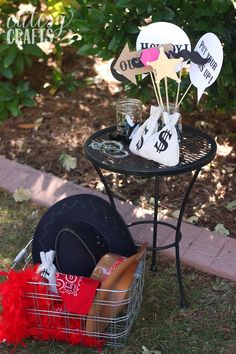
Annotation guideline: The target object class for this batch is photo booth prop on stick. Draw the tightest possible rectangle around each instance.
[190,32,224,102]
[111,21,223,167]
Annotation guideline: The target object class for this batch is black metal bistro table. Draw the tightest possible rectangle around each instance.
[84,126,217,307]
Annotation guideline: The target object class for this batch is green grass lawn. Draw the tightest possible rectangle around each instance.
[0,189,235,354]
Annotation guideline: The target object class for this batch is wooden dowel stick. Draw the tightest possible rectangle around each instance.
[176,83,192,108]
[150,71,160,106]
[157,81,164,109]
[175,65,183,110]
[164,77,169,112]
[152,69,164,109]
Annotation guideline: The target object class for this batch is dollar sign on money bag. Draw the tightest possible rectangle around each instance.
[155,130,172,153]
[136,126,149,150]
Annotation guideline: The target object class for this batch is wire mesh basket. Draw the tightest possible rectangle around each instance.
[10,241,145,352]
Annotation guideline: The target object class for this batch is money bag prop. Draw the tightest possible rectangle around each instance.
[129,105,162,155]
[130,107,180,167]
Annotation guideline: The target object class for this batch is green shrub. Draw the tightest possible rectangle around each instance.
[0,0,77,120]
[0,81,36,120]
[0,0,235,120]
[72,0,236,113]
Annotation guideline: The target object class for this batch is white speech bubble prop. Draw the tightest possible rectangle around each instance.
[190,33,223,102]
[136,22,191,71]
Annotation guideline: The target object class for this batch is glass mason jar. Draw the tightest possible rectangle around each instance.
[158,103,182,145]
[116,98,142,139]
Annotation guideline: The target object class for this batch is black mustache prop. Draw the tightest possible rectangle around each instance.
[130,50,210,67]
[169,49,209,65]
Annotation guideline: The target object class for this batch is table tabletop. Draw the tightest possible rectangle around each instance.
[84,126,217,177]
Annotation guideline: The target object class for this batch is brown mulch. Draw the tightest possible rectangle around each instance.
[0,48,235,238]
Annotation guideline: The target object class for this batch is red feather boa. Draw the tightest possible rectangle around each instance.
[0,267,105,352]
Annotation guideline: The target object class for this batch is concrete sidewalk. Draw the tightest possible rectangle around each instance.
[0,156,235,282]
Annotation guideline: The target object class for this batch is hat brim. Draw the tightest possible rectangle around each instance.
[86,247,145,334]
[32,194,136,268]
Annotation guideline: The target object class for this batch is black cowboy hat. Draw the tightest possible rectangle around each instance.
[32,194,136,276]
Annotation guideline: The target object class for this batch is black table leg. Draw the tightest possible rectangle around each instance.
[93,165,116,210]
[150,176,159,272]
[175,168,201,308]
[93,161,201,308]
